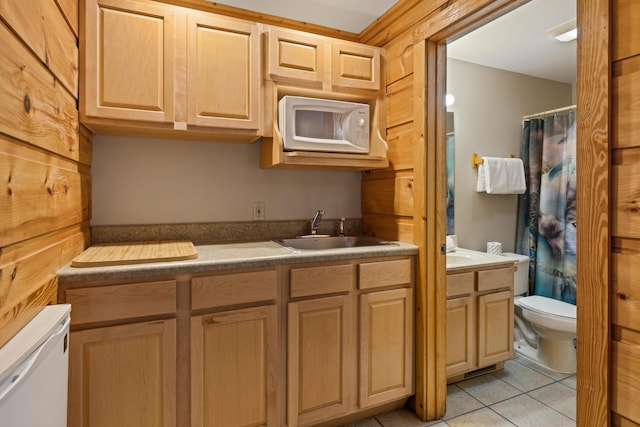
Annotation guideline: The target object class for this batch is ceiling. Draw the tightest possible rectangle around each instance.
[448,0,576,84]
[210,0,576,84]
[205,0,398,34]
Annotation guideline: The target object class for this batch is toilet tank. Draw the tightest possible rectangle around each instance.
[502,252,529,296]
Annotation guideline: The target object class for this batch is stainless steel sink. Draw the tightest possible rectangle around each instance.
[273,236,394,251]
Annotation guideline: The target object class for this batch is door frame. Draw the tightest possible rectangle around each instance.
[574,0,610,425]
[412,0,610,424]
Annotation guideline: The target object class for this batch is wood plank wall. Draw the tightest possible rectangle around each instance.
[361,0,525,421]
[611,0,640,425]
[0,0,91,348]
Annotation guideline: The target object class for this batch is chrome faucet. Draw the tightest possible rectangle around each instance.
[339,217,345,236]
[310,210,325,235]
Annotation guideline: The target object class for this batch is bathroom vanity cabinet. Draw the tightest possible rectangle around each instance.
[445,264,514,380]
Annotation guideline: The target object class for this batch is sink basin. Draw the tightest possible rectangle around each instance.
[446,252,485,264]
[274,236,394,251]
[446,248,514,269]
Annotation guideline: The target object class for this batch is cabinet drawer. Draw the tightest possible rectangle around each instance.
[65,280,176,325]
[477,267,514,292]
[191,269,278,310]
[446,272,474,298]
[290,264,353,298]
[359,259,412,290]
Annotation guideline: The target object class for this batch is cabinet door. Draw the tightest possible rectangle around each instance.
[288,295,355,426]
[446,296,476,377]
[191,305,279,427]
[82,0,176,122]
[266,27,326,85]
[477,290,514,367]
[359,288,414,408]
[331,42,381,91]
[186,13,260,130]
[68,319,176,427]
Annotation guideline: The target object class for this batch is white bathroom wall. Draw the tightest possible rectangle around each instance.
[91,135,361,225]
[447,58,574,252]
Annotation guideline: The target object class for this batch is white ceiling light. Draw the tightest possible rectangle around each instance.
[547,18,577,42]
[445,94,455,107]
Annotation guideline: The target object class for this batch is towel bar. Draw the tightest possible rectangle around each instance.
[472,152,516,168]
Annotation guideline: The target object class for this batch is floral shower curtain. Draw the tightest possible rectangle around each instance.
[515,109,577,305]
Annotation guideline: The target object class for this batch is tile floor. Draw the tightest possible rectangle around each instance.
[340,355,576,427]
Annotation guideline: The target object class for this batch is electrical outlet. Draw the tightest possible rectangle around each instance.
[253,202,265,221]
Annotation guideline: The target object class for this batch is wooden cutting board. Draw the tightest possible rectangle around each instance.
[71,240,198,267]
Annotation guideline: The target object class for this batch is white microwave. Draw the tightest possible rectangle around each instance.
[278,96,370,154]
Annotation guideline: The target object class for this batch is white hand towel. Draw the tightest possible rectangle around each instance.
[483,157,526,194]
[476,163,486,192]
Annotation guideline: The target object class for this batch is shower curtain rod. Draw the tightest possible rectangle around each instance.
[522,104,577,120]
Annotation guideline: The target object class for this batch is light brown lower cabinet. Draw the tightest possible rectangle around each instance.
[287,258,415,426]
[63,279,177,427]
[445,265,514,379]
[61,255,414,427]
[68,319,177,427]
[191,305,279,427]
[288,295,356,426]
[359,288,414,408]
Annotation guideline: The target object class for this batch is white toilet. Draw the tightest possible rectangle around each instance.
[503,252,577,374]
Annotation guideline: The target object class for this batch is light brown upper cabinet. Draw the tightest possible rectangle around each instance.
[261,27,387,171]
[80,0,177,123]
[80,0,262,141]
[186,13,260,130]
[265,26,381,92]
[332,42,380,91]
[265,27,326,86]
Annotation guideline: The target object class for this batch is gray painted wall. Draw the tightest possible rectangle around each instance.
[447,58,574,252]
[91,136,361,225]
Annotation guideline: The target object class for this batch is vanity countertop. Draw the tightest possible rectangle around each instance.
[446,247,517,272]
[58,239,419,283]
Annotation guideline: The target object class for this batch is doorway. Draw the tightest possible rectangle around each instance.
[402,0,583,421]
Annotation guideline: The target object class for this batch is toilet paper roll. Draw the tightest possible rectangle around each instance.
[487,241,502,255]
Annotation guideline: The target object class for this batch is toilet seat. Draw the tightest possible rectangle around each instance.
[519,295,576,320]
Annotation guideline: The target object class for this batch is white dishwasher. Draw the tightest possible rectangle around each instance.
[0,304,71,427]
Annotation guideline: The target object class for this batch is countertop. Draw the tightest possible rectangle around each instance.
[446,247,518,272]
[58,239,419,283]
